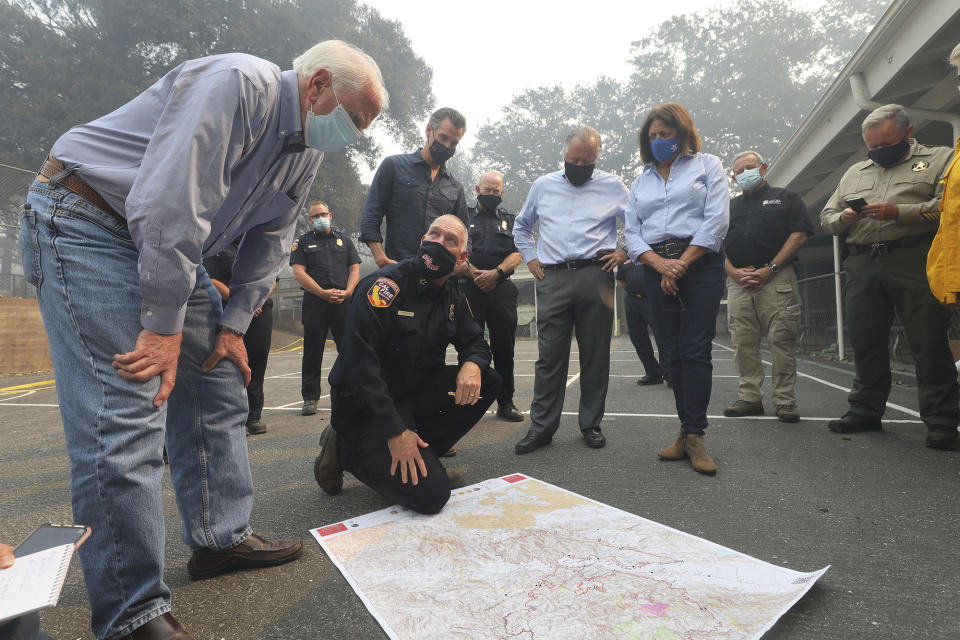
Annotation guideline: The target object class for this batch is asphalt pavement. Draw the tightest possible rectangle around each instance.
[1,333,957,639]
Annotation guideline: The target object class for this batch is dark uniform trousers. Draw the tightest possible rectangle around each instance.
[623,292,670,379]
[529,264,614,436]
[334,366,501,514]
[301,293,350,402]
[463,278,518,405]
[843,240,960,428]
[244,307,273,421]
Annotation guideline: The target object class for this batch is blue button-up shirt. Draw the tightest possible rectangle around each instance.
[624,153,729,259]
[513,169,628,264]
[359,150,469,260]
[50,53,322,334]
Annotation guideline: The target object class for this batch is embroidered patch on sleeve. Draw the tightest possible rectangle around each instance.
[367,277,400,308]
[291,239,299,252]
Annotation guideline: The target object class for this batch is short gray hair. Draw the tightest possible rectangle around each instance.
[732,150,764,167]
[293,40,389,109]
[429,107,466,133]
[478,170,503,184]
[564,125,602,155]
[861,104,910,138]
[950,43,960,69]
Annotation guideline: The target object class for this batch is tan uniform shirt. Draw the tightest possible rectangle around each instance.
[820,140,953,244]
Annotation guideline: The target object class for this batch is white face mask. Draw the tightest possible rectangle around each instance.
[304,84,361,152]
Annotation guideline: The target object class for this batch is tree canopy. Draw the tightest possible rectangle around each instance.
[466,0,887,214]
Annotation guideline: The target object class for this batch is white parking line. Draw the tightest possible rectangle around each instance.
[711,341,921,419]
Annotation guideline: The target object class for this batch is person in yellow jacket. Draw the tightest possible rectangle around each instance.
[927,43,960,305]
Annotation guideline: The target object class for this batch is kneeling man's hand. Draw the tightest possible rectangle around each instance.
[388,430,430,485]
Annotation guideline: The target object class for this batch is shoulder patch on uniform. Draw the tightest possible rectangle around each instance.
[291,239,299,252]
[367,277,400,308]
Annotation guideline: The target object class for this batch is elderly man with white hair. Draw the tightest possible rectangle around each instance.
[18,40,387,640]
[512,125,628,455]
[820,103,958,451]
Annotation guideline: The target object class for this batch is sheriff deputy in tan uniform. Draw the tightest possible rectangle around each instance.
[820,103,959,450]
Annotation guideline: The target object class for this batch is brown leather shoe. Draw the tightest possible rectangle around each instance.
[125,613,195,639]
[684,434,717,475]
[187,533,303,580]
[657,431,686,460]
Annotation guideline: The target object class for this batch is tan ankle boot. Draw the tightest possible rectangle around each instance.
[684,434,717,475]
[658,431,687,460]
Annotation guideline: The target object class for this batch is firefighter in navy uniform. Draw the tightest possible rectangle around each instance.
[314,215,501,514]
[461,170,524,421]
[290,201,360,416]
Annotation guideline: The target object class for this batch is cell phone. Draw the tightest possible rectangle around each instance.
[14,524,89,557]
[845,197,868,213]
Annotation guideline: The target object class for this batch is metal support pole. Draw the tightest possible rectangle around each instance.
[833,236,846,359]
[612,284,619,337]
[532,279,538,340]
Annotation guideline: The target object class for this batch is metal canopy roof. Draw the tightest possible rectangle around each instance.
[766,0,960,218]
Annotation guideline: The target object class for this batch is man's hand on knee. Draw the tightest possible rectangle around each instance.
[113,329,183,407]
[388,430,430,485]
[454,361,482,405]
[202,331,252,386]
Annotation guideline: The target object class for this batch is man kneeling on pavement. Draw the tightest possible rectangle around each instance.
[314,215,501,513]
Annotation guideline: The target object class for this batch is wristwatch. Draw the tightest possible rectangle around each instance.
[495,267,505,279]
[217,324,245,338]
[766,263,780,273]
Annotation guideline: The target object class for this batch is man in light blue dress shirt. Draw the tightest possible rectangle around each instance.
[18,41,387,640]
[512,125,628,454]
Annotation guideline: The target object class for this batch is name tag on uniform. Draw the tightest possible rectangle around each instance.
[307,244,317,249]
[336,238,343,246]
[397,310,415,317]
[762,199,782,206]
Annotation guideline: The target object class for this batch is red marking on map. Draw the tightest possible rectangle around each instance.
[317,523,348,537]
[502,474,527,483]
[639,602,668,617]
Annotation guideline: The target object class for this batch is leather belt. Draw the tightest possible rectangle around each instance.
[38,156,126,226]
[541,258,600,271]
[650,237,692,259]
[848,233,934,258]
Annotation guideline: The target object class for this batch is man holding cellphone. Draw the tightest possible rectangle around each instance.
[820,104,958,450]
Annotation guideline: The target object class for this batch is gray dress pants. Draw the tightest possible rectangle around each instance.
[529,264,614,435]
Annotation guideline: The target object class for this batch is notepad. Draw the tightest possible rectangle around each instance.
[0,543,75,623]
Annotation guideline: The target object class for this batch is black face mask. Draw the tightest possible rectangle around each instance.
[867,138,910,168]
[418,240,457,279]
[564,162,595,186]
[429,139,455,165]
[477,194,502,211]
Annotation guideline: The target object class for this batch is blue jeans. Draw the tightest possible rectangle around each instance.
[19,179,254,639]
[644,252,724,435]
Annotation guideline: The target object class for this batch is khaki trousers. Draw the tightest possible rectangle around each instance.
[726,265,801,406]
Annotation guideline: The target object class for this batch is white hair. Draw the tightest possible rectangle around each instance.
[293,40,389,109]
[732,150,764,167]
[951,43,960,69]
[564,125,603,156]
[478,170,503,184]
[861,104,911,138]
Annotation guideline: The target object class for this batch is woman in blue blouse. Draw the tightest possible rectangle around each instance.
[624,103,729,475]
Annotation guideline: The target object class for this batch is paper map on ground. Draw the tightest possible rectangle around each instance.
[310,474,828,639]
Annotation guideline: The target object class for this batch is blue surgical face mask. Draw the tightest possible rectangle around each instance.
[735,167,764,191]
[651,136,680,163]
[304,85,361,152]
[312,217,331,232]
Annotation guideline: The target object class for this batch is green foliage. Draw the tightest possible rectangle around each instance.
[469,0,888,212]
[0,0,434,231]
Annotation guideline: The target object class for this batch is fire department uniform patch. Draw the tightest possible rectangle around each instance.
[367,277,400,308]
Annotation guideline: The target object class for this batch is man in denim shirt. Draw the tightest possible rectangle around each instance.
[360,107,470,266]
[19,41,386,640]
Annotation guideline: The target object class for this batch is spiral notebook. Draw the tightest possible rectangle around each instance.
[0,543,76,623]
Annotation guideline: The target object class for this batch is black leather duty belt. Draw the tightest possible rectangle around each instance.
[541,258,600,271]
[848,233,934,258]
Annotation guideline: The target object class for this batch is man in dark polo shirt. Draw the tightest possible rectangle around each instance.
[290,201,361,416]
[616,259,672,387]
[359,107,469,266]
[723,150,813,423]
[461,170,524,421]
